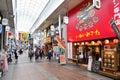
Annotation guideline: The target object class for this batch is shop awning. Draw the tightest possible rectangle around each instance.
[55,36,66,50]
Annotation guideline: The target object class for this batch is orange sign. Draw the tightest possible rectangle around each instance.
[60,54,66,64]
[55,36,66,50]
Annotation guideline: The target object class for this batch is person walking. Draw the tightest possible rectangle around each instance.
[35,49,39,61]
[7,48,12,63]
[29,48,34,61]
[47,50,52,61]
[14,49,18,63]
[39,49,43,59]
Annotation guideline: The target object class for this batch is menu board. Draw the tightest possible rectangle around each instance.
[93,61,100,72]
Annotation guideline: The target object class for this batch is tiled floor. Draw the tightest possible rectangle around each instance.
[1,52,113,80]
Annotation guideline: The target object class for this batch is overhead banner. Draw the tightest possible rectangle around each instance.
[67,0,120,42]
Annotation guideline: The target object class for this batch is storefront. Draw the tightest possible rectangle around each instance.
[67,0,120,79]
[44,37,52,55]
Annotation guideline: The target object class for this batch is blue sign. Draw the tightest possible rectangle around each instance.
[0,24,2,34]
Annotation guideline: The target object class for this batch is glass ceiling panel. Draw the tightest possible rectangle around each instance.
[13,0,49,32]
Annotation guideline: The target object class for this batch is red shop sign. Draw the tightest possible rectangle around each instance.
[67,0,120,42]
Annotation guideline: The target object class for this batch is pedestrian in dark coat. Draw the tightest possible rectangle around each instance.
[47,50,52,61]
[35,49,39,61]
[39,49,43,59]
[29,48,34,61]
[14,49,18,63]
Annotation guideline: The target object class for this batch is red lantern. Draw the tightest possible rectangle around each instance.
[8,31,12,37]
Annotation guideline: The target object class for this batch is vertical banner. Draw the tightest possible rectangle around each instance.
[67,42,73,59]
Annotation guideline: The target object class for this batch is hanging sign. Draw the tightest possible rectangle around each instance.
[5,26,10,31]
[63,16,69,24]
[2,18,8,25]
[93,0,101,9]
[0,24,2,34]
[110,19,120,39]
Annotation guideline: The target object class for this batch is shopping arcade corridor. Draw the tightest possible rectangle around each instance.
[1,51,113,80]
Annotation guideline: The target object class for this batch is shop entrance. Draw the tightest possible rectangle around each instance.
[87,45,101,62]
[74,43,102,65]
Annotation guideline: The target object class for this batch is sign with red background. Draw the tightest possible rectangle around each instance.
[67,0,120,42]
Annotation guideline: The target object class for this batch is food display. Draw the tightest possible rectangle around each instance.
[102,50,118,71]
[103,54,115,68]
[100,43,120,79]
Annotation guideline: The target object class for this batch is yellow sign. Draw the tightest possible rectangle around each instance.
[76,29,100,39]
[21,33,28,42]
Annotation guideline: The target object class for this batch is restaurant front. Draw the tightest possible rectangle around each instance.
[67,0,120,79]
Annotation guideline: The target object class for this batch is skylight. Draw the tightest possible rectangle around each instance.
[12,0,49,32]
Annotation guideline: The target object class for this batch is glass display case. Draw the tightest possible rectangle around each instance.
[102,50,118,71]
